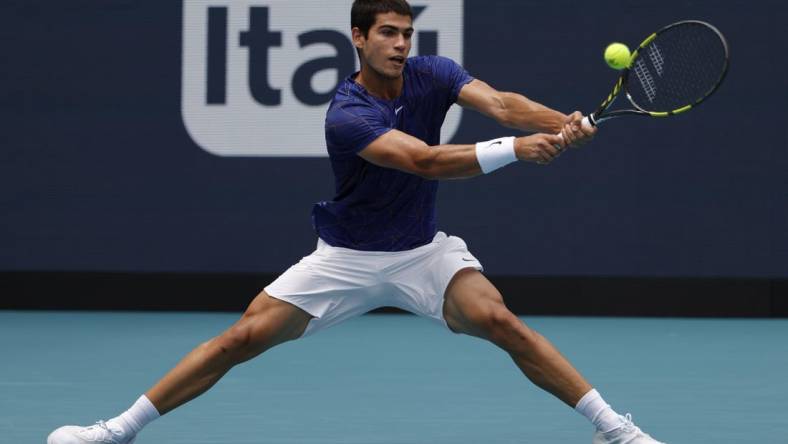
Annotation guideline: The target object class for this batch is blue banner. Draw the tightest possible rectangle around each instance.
[1,1,785,277]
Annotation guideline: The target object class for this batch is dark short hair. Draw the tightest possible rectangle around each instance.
[351,0,413,37]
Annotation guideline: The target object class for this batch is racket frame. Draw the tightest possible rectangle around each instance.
[590,20,730,126]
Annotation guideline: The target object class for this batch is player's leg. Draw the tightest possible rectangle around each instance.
[147,291,312,414]
[442,268,591,406]
[442,269,664,443]
[47,291,312,444]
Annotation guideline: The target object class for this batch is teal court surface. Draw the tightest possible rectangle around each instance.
[2,311,787,443]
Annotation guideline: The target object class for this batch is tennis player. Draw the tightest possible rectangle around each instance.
[48,1,664,443]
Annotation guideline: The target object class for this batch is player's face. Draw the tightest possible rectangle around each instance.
[355,12,413,79]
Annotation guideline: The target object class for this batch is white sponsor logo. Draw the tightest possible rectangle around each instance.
[182,0,465,157]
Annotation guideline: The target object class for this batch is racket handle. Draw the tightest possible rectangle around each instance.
[556,116,594,142]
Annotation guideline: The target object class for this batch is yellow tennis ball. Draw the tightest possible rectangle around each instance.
[604,42,631,70]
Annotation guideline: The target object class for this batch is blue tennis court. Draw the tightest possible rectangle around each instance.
[4,311,786,443]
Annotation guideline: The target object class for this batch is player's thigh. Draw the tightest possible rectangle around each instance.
[442,268,512,337]
[222,291,313,356]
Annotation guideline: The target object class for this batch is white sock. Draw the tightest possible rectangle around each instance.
[106,395,160,435]
[574,389,625,433]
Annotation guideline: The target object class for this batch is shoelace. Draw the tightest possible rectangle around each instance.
[620,413,636,432]
[99,421,123,436]
[81,421,124,442]
[619,414,666,444]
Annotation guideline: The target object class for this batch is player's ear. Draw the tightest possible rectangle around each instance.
[351,27,365,50]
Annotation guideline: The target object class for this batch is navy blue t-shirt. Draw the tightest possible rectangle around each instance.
[312,56,474,251]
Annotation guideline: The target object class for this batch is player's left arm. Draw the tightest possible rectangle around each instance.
[457,79,595,147]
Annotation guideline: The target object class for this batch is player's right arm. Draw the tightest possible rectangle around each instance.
[358,129,565,180]
[457,79,596,147]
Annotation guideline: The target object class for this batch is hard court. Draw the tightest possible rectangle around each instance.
[3,311,786,443]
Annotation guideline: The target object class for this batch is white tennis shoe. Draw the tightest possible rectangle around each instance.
[593,414,665,444]
[47,420,136,444]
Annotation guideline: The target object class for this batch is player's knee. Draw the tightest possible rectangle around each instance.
[484,307,533,350]
[482,306,517,339]
[214,321,257,361]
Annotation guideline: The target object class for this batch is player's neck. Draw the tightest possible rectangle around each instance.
[355,67,403,101]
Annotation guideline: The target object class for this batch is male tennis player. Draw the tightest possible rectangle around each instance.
[49,1,664,443]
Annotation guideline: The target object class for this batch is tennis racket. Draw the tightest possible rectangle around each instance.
[561,20,729,137]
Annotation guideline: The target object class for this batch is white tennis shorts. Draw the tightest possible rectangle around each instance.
[264,232,483,337]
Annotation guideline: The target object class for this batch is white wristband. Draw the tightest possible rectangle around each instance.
[475,136,517,174]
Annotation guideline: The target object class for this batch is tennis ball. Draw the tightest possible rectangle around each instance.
[604,42,631,70]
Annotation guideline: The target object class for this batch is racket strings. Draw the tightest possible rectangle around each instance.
[627,22,727,112]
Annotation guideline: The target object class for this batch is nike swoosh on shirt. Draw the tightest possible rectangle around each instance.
[395,106,404,115]
[461,258,475,261]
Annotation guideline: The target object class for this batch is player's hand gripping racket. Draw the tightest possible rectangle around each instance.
[560,20,729,139]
